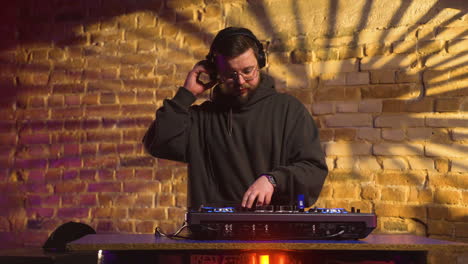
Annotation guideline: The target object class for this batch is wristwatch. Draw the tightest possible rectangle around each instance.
[263,174,277,188]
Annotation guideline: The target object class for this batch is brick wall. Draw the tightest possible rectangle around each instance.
[0,0,467,262]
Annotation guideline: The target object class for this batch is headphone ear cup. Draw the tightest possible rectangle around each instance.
[205,52,217,81]
[257,48,266,68]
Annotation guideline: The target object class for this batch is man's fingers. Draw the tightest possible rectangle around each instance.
[265,192,272,205]
[241,191,251,208]
[246,192,258,208]
[256,193,266,206]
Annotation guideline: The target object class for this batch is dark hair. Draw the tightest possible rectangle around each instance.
[212,34,260,60]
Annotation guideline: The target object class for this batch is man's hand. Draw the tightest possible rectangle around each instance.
[241,175,275,208]
[184,61,217,96]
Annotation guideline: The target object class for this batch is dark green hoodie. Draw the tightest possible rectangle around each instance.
[143,73,328,209]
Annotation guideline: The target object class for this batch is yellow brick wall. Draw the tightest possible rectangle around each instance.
[0,0,467,262]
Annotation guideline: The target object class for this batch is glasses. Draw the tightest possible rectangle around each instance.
[219,66,258,85]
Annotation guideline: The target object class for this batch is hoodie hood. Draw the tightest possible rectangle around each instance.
[211,73,276,111]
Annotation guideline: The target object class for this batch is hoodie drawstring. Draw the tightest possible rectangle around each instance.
[228,108,233,136]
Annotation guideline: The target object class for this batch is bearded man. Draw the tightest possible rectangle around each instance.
[143,27,328,209]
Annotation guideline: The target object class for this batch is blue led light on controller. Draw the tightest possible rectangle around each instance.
[307,208,348,214]
[201,206,235,213]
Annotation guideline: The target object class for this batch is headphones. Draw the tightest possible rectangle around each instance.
[206,27,266,81]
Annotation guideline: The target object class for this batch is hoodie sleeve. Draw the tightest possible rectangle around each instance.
[142,87,196,162]
[265,100,328,206]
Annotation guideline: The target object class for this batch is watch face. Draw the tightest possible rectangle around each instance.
[266,175,276,186]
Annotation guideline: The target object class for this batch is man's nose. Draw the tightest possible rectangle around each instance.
[237,74,247,85]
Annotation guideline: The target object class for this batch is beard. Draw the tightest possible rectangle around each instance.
[219,82,259,105]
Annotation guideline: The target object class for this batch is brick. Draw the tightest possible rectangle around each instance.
[14,159,47,169]
[338,45,364,60]
[376,172,426,186]
[435,159,449,173]
[375,114,425,128]
[435,26,468,40]
[19,133,49,144]
[370,71,395,84]
[361,54,417,70]
[57,208,89,218]
[290,49,313,63]
[311,59,358,74]
[324,113,372,127]
[155,168,172,181]
[434,189,461,205]
[364,43,391,56]
[88,182,121,192]
[129,208,166,220]
[361,185,379,200]
[408,187,433,203]
[375,203,426,219]
[357,128,381,141]
[120,156,154,167]
[83,156,119,168]
[435,98,462,112]
[336,157,356,169]
[426,143,468,157]
[321,73,346,86]
[55,182,86,193]
[425,53,468,69]
[324,142,372,156]
[158,193,175,206]
[428,220,452,235]
[455,223,468,237]
[17,109,49,120]
[358,156,381,171]
[382,129,405,141]
[361,84,420,99]
[382,157,409,170]
[447,207,468,222]
[86,105,120,117]
[381,187,407,202]
[426,113,468,127]
[135,195,153,208]
[334,128,356,141]
[49,157,81,168]
[123,181,160,193]
[448,39,468,53]
[134,221,155,233]
[63,194,97,207]
[382,99,433,113]
[87,131,120,142]
[311,102,334,115]
[408,157,435,171]
[316,86,361,101]
[332,183,360,199]
[373,143,424,155]
[87,80,123,92]
[319,129,335,142]
[93,208,127,219]
[335,102,358,113]
[358,100,382,113]
[452,128,468,141]
[417,40,444,54]
[314,48,339,61]
[51,107,83,119]
[451,159,468,173]
[115,220,134,232]
[395,70,420,83]
[392,40,416,54]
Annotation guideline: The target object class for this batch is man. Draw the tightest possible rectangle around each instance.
[143,27,328,210]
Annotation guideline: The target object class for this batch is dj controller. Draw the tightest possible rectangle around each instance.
[186,205,376,240]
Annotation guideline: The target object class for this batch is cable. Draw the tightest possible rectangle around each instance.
[155,222,191,239]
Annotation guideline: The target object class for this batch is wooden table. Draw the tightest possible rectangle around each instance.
[68,234,468,264]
